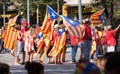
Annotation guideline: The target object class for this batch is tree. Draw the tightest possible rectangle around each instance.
[0,3,3,14]
[14,0,64,25]
[91,0,120,52]
[91,0,120,27]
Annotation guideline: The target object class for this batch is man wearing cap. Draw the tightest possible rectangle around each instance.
[20,21,29,64]
[79,18,92,61]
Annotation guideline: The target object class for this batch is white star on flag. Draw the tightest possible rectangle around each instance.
[69,20,74,24]
[51,13,56,18]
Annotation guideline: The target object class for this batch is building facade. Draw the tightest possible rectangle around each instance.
[62,0,96,20]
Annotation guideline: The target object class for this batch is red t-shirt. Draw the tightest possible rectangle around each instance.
[94,32,100,46]
[101,30,107,45]
[80,24,91,42]
[106,30,116,46]
[21,27,29,42]
[69,34,78,45]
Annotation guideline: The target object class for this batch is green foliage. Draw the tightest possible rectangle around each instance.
[14,0,62,24]
[91,0,117,11]
[114,10,120,20]
[90,0,120,25]
[0,3,3,14]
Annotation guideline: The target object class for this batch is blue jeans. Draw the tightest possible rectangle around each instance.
[71,45,78,62]
[21,42,24,52]
[94,46,99,59]
[90,46,99,59]
[0,40,10,53]
[0,40,4,53]
[84,39,92,61]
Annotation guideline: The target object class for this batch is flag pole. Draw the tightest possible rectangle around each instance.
[57,0,60,24]
[3,2,5,27]
[27,0,30,27]
[36,4,39,25]
[57,0,59,15]
[78,0,82,23]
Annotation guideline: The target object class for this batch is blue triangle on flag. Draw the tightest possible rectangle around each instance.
[16,15,21,24]
[58,29,65,36]
[38,32,43,39]
[63,16,80,27]
[99,12,105,23]
[47,5,59,20]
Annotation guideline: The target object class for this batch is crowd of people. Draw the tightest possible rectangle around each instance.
[0,18,120,62]
[75,52,120,74]
[0,17,120,74]
[0,52,120,74]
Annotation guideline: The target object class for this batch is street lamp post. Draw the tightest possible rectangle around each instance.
[57,0,60,24]
[27,0,30,27]
[36,4,39,25]
[3,2,5,26]
[78,0,82,23]
[57,0,59,15]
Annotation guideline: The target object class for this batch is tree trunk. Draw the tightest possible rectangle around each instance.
[110,2,113,28]
[116,32,120,52]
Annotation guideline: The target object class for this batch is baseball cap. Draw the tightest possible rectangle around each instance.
[22,21,28,27]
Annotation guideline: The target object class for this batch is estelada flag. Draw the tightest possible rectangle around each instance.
[41,5,59,40]
[39,5,59,60]
[48,29,66,57]
[33,38,44,57]
[90,9,105,26]
[8,14,20,26]
[33,32,45,57]
[90,40,96,55]
[3,25,19,50]
[61,16,85,39]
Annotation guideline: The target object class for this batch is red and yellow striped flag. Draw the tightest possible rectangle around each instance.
[3,25,19,50]
[8,14,19,26]
[39,37,50,60]
[41,12,55,40]
[90,40,96,55]
[41,5,59,40]
[61,16,85,39]
[38,5,59,60]
[33,38,45,57]
[48,29,66,57]
[90,9,104,26]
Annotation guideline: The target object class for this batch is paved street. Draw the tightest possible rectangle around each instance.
[0,47,81,74]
